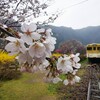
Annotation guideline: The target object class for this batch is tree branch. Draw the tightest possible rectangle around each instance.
[14,0,22,11]
[0,26,14,36]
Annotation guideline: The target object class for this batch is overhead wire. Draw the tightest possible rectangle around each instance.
[55,0,89,19]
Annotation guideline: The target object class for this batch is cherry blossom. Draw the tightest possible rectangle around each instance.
[39,59,50,71]
[74,75,81,83]
[63,79,69,85]
[43,37,56,57]
[57,56,73,73]
[52,77,62,84]
[5,37,26,55]
[5,22,81,85]
[18,51,33,65]
[21,23,40,45]
[45,28,53,37]
[36,28,45,34]
[29,42,46,58]
[70,53,80,63]
[21,23,37,33]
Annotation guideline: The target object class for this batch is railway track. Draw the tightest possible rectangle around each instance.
[87,64,100,100]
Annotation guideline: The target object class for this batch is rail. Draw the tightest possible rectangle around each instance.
[87,64,100,100]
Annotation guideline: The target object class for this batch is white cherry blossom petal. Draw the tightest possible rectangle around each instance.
[57,56,73,74]
[28,23,37,32]
[46,28,53,36]
[44,42,55,52]
[76,53,80,57]
[46,28,52,33]
[18,53,27,64]
[73,56,80,63]
[46,36,56,44]
[18,39,27,53]
[72,70,78,75]
[45,50,52,57]
[74,76,81,83]
[9,51,19,55]
[21,23,29,32]
[21,34,33,45]
[37,28,45,33]
[75,63,81,69]
[5,43,18,52]
[18,33,23,37]
[29,42,46,58]
[63,79,69,85]
[39,59,50,71]
[31,32,41,40]
[5,38,27,55]
[21,23,37,32]
[18,51,33,65]
[3,24,7,28]
[53,77,62,84]
[32,65,39,72]
[62,65,73,74]
[5,36,16,42]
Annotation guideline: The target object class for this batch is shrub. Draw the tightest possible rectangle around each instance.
[80,54,86,61]
[0,67,21,81]
[0,51,16,65]
[0,51,21,81]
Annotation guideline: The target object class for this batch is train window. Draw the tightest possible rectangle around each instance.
[87,47,92,50]
[93,47,96,50]
[97,47,100,50]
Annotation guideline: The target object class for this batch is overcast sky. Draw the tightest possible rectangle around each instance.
[48,0,100,29]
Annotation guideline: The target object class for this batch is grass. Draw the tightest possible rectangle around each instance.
[80,58,88,67]
[0,72,57,100]
[47,58,89,99]
[0,58,88,100]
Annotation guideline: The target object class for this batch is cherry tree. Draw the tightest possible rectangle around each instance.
[0,0,82,85]
[0,0,58,25]
[5,23,81,85]
[0,0,88,37]
[59,40,86,55]
[0,0,59,38]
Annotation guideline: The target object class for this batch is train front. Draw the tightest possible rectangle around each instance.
[86,43,100,63]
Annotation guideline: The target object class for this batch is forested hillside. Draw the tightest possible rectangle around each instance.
[1,25,100,49]
[47,25,100,48]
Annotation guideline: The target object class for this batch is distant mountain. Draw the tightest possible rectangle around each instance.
[1,25,100,49]
[46,25,100,48]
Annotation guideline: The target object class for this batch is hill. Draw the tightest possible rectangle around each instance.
[46,25,100,48]
[1,25,100,49]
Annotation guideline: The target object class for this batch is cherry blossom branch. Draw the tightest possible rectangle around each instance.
[0,26,13,36]
[4,23,81,85]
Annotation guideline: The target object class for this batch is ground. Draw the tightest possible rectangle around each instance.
[0,59,90,100]
[57,59,91,100]
[0,72,57,100]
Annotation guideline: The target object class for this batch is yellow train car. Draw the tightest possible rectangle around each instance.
[86,43,100,63]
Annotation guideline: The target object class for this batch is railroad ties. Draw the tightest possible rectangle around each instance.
[87,64,100,100]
